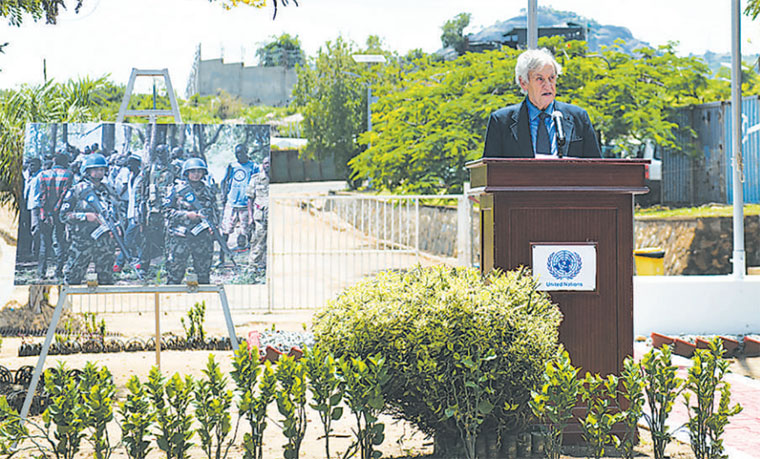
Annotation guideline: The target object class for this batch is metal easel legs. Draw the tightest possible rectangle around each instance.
[18,284,239,424]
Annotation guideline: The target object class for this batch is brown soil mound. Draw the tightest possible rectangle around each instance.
[0,300,85,334]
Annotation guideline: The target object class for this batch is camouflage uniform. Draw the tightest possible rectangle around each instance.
[142,162,174,268]
[60,176,119,285]
[163,179,217,284]
[246,167,269,269]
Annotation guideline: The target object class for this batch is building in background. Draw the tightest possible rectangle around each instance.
[186,46,297,107]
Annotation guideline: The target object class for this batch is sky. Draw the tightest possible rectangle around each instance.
[1,0,759,95]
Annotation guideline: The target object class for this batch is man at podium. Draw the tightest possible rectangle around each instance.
[482,48,602,159]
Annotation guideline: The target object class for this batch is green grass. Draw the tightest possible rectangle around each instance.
[635,204,760,220]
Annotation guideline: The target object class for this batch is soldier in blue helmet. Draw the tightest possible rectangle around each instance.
[60,153,122,285]
[162,158,219,284]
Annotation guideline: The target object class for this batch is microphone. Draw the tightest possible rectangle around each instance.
[552,111,566,157]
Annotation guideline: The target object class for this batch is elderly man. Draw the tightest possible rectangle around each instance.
[483,48,601,158]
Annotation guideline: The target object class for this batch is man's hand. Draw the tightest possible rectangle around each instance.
[85,212,101,223]
[186,211,201,221]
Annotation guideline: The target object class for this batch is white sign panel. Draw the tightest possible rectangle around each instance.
[532,244,597,291]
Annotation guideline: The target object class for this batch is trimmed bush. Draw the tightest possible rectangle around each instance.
[313,265,562,451]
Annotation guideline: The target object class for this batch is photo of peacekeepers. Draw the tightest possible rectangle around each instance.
[15,122,270,286]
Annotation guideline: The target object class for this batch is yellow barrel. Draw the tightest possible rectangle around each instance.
[634,247,665,275]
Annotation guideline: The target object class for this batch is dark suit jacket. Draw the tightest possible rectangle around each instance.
[482,99,602,158]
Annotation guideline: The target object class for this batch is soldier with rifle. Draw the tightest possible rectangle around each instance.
[60,153,128,285]
[163,158,227,285]
[140,144,173,270]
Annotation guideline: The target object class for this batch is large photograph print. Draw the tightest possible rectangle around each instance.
[15,122,270,286]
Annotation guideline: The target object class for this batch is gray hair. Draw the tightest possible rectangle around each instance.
[514,48,562,93]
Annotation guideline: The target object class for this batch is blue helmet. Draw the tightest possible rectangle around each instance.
[80,153,108,175]
[127,153,142,165]
[182,157,208,178]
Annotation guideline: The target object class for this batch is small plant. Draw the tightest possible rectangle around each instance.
[43,361,87,459]
[339,354,390,459]
[304,345,344,459]
[230,341,277,459]
[683,337,743,459]
[0,396,27,457]
[193,354,233,459]
[146,367,195,459]
[275,354,308,459]
[529,348,581,459]
[641,344,683,459]
[182,301,207,346]
[118,375,156,459]
[618,356,646,459]
[579,373,625,459]
[443,349,499,459]
[83,312,107,343]
[80,362,116,459]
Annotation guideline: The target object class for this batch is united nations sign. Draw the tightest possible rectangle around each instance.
[531,244,597,291]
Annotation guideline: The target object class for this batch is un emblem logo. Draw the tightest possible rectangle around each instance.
[547,250,582,279]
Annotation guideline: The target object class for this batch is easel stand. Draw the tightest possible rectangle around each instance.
[19,284,239,423]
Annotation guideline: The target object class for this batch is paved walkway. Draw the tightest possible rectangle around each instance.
[634,342,760,458]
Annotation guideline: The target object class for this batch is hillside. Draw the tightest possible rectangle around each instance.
[461,6,757,71]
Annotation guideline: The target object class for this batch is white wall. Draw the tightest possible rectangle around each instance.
[634,276,760,336]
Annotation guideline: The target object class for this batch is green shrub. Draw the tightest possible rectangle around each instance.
[43,361,87,459]
[182,301,207,347]
[193,354,233,459]
[275,355,308,459]
[304,346,344,459]
[529,348,581,459]
[683,338,742,459]
[640,345,683,459]
[80,362,116,459]
[146,367,195,459]
[579,373,624,459]
[230,342,277,459]
[118,376,155,459]
[313,265,562,447]
[339,354,390,459]
[619,356,646,459]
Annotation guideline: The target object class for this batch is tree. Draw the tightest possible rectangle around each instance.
[746,0,760,19]
[209,0,297,19]
[350,36,739,194]
[256,33,305,68]
[441,12,471,55]
[0,0,83,26]
[291,37,366,185]
[0,77,107,312]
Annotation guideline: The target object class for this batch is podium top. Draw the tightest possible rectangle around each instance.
[466,158,649,194]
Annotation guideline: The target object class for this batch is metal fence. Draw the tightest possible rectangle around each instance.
[664,95,760,206]
[69,192,478,314]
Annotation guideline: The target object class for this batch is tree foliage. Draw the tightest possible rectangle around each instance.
[746,0,760,19]
[0,76,108,212]
[256,33,305,68]
[291,37,367,185]
[0,0,83,26]
[350,37,737,194]
[208,0,297,19]
[441,12,471,56]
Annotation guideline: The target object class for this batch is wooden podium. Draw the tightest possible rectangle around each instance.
[467,158,648,377]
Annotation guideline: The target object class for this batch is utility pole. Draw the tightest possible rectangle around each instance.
[527,0,538,49]
[731,0,746,278]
